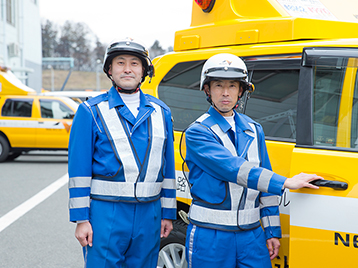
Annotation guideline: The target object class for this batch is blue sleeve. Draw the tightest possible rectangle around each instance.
[68,103,95,222]
[185,123,286,195]
[260,192,282,240]
[160,109,177,220]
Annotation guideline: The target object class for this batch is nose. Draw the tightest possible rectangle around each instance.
[123,62,132,73]
[222,86,230,96]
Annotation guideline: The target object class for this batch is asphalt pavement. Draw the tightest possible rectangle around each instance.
[0,151,83,268]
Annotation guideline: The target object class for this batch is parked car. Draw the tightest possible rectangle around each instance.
[143,0,358,267]
[0,95,78,161]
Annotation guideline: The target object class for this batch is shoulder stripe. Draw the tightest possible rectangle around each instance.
[84,101,102,133]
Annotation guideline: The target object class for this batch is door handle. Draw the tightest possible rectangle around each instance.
[310,179,348,190]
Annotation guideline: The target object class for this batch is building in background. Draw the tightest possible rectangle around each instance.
[0,0,42,92]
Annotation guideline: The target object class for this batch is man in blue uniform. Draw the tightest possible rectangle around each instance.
[68,38,176,268]
[185,53,322,268]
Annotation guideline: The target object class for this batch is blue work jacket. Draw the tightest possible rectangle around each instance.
[68,87,176,222]
[185,107,286,239]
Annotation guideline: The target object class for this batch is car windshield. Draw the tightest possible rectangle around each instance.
[59,97,79,111]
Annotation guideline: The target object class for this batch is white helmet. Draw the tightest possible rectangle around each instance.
[200,53,250,91]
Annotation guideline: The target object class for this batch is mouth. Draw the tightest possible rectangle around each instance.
[121,75,135,79]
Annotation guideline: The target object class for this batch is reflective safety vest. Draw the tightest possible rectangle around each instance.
[90,100,166,202]
[68,89,177,223]
[187,111,281,232]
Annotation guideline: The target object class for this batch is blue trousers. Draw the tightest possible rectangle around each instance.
[83,199,161,268]
[186,224,272,268]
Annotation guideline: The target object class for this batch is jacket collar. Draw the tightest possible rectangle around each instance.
[107,86,154,128]
[233,111,255,133]
[107,86,153,110]
[208,106,254,133]
[208,106,232,133]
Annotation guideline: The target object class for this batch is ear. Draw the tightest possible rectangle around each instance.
[108,65,112,76]
[238,85,244,98]
[203,84,210,95]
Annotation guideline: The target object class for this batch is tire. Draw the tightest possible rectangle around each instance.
[0,136,10,162]
[157,220,188,268]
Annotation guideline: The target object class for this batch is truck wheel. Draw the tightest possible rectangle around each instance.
[0,136,10,162]
[157,219,188,268]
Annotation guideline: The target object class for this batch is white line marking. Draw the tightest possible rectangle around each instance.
[0,173,68,233]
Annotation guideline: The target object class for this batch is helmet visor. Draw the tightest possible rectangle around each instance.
[205,66,247,79]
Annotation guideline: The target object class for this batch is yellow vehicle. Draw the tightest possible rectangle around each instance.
[0,67,79,161]
[142,0,358,267]
[0,94,78,161]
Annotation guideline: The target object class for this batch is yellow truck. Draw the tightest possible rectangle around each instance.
[0,68,78,161]
[142,0,358,267]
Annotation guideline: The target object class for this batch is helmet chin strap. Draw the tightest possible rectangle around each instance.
[111,79,140,94]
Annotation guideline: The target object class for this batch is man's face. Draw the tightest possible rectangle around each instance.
[108,54,144,92]
[204,79,243,116]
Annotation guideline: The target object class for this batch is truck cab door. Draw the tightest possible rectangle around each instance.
[289,47,358,267]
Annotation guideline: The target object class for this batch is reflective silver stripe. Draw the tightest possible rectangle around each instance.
[246,123,275,193]
[257,169,275,192]
[244,189,260,210]
[162,178,176,190]
[84,101,102,133]
[84,245,88,268]
[196,113,210,123]
[69,196,90,209]
[97,101,139,183]
[188,225,197,268]
[229,182,244,213]
[238,207,261,226]
[237,161,255,187]
[189,203,260,226]
[261,215,281,228]
[161,197,177,209]
[260,195,280,208]
[189,116,264,228]
[68,177,91,188]
[91,180,162,198]
[246,123,260,166]
[209,124,242,210]
[211,124,237,156]
[144,102,165,183]
[208,120,259,226]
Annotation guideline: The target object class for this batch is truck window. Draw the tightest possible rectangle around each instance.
[1,99,33,117]
[313,65,345,147]
[158,57,301,140]
[351,70,358,148]
[158,60,209,131]
[39,99,74,119]
[245,63,300,141]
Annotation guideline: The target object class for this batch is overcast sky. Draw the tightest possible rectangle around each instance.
[38,0,193,49]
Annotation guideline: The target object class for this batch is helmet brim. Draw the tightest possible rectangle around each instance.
[206,72,247,79]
